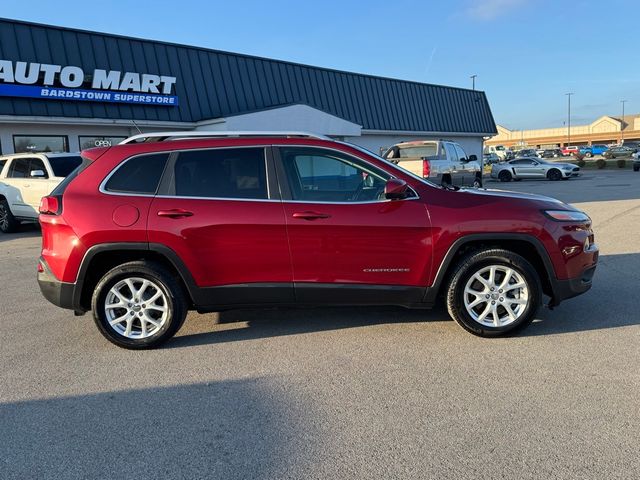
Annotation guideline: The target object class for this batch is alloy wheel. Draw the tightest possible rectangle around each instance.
[0,205,8,231]
[463,265,529,327]
[104,277,169,339]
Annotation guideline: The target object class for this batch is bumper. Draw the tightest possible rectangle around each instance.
[548,263,597,307]
[37,257,77,310]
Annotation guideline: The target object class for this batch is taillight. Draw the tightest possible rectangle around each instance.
[422,159,431,177]
[39,195,61,215]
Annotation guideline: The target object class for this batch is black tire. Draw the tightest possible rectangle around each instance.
[91,261,188,349]
[633,166,639,172]
[473,174,483,188]
[585,152,593,158]
[441,174,452,186]
[446,249,542,337]
[547,168,562,181]
[0,198,19,233]
[498,170,512,182]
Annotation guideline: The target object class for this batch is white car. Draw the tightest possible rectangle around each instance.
[0,153,83,233]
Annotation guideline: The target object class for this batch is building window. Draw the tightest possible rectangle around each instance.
[79,136,127,150]
[13,135,69,153]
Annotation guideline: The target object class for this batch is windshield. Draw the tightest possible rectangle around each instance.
[47,155,83,177]
[495,145,505,151]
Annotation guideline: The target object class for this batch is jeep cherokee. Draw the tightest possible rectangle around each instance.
[37,132,598,349]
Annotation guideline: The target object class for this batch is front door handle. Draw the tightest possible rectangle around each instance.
[292,211,331,220]
[157,209,194,218]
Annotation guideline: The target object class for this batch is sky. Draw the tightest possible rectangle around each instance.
[2,0,639,130]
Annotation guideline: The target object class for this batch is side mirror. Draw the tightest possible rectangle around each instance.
[30,169,46,178]
[468,154,477,162]
[384,178,410,200]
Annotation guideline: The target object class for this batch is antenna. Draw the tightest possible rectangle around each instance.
[131,119,143,135]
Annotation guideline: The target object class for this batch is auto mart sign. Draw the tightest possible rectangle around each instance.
[0,60,179,106]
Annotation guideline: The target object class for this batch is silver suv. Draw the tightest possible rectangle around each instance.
[383,140,482,187]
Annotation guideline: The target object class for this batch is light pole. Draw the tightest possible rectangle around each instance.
[565,93,574,146]
[621,100,627,143]
[470,75,477,90]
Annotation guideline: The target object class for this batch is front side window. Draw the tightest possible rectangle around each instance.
[280,147,389,203]
[173,148,267,199]
[454,144,467,161]
[29,158,48,178]
[13,136,68,153]
[105,153,169,194]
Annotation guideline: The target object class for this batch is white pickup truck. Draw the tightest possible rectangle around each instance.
[0,153,83,233]
[382,140,482,188]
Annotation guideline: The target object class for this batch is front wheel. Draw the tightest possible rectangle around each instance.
[91,261,188,349]
[0,198,19,233]
[473,174,483,188]
[446,249,542,337]
[547,169,562,181]
[498,170,512,182]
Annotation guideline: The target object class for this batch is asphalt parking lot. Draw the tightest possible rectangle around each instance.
[1,170,638,479]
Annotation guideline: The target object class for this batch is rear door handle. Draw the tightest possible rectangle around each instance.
[157,209,194,218]
[292,211,331,220]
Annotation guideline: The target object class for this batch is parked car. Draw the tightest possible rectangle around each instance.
[483,144,509,160]
[535,149,545,157]
[620,141,640,153]
[504,150,516,161]
[383,140,482,187]
[0,153,83,233]
[541,149,562,158]
[491,157,580,182]
[483,153,501,164]
[603,146,635,159]
[36,131,598,348]
[516,149,538,158]
[579,144,608,158]
[561,146,580,156]
[633,152,640,171]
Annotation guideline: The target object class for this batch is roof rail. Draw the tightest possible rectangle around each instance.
[119,131,330,145]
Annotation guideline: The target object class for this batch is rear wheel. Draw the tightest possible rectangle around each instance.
[473,174,482,188]
[585,152,593,158]
[446,249,541,337]
[0,198,19,233]
[547,169,562,181]
[91,261,187,349]
[498,170,512,182]
[441,174,452,186]
[634,166,639,172]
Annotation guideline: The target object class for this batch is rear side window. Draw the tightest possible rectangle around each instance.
[173,148,267,199]
[8,158,31,178]
[105,153,169,195]
[0,159,5,173]
[48,156,83,177]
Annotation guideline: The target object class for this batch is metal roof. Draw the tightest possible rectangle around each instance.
[0,18,497,134]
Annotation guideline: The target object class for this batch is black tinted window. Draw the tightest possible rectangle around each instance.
[8,158,31,178]
[48,156,83,177]
[173,148,267,199]
[105,153,169,194]
[0,160,5,172]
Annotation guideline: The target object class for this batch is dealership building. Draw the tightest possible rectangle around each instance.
[0,18,496,157]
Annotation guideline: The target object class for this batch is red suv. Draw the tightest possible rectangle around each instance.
[37,132,598,349]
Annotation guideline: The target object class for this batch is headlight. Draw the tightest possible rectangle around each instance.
[543,210,590,222]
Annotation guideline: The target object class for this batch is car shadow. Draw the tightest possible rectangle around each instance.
[0,222,40,243]
[168,252,639,348]
[0,379,303,479]
[168,305,448,349]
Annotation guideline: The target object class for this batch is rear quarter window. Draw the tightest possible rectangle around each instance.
[104,153,169,195]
